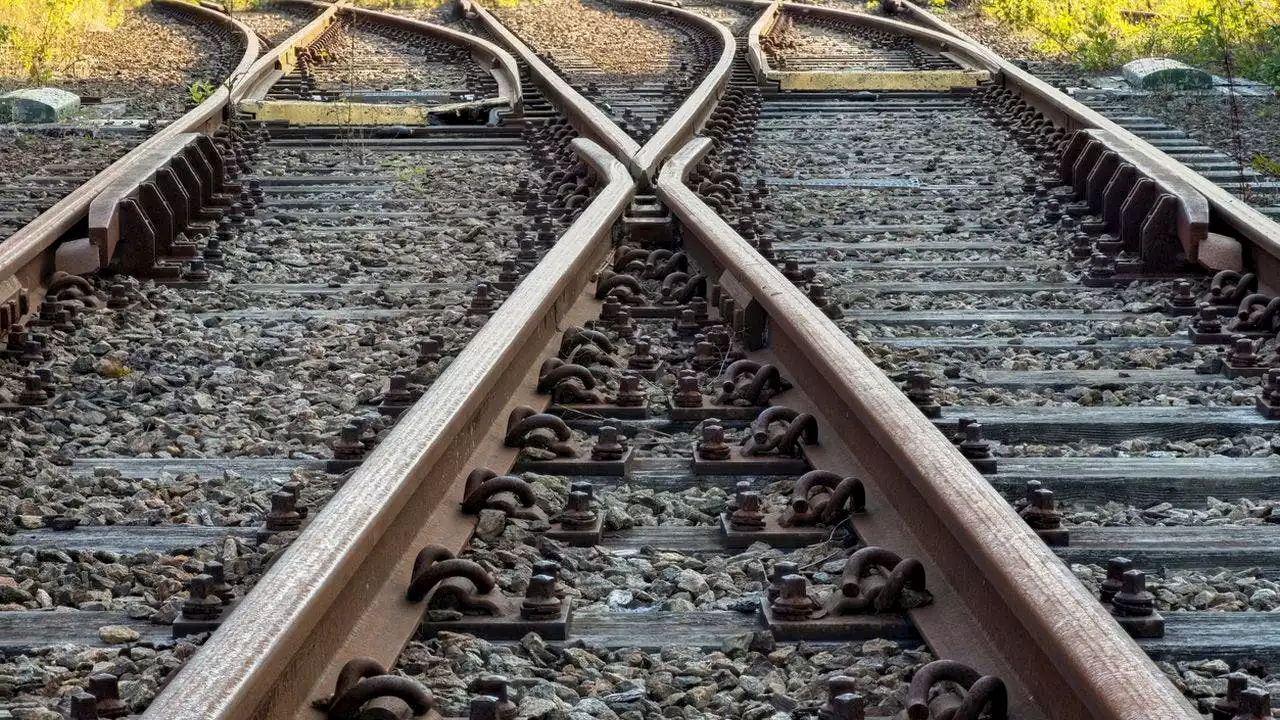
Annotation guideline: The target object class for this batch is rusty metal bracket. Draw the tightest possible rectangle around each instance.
[903,660,1009,720]
[320,657,434,720]
[693,420,810,475]
[410,546,571,640]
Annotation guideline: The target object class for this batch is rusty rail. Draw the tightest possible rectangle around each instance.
[139,137,633,720]
[0,0,262,310]
[464,0,739,185]
[655,137,1200,720]
[317,3,524,113]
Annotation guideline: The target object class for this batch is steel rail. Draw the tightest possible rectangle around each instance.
[0,0,264,303]
[616,0,737,183]
[329,4,524,113]
[462,0,643,174]
[757,0,1280,288]
[139,136,632,720]
[655,137,1201,720]
[231,0,343,102]
[464,0,741,185]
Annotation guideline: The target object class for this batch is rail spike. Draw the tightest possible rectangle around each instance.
[781,470,866,527]
[714,359,790,406]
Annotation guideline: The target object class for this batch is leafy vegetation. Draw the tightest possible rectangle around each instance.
[0,0,144,82]
[978,0,1280,84]
[187,78,215,103]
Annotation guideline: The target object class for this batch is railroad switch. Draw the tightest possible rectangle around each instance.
[410,546,571,641]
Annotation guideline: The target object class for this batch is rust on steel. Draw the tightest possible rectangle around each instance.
[847,0,1280,284]
[462,0,642,174]
[655,136,1200,720]
[324,2,524,113]
[744,0,987,90]
[139,140,635,720]
[615,0,736,183]
[0,0,261,305]
[233,0,342,101]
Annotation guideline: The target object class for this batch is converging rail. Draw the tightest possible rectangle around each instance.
[6,0,1280,718]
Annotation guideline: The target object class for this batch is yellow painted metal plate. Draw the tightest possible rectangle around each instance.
[776,69,988,91]
[237,99,502,126]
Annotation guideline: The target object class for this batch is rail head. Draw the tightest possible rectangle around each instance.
[619,0,737,183]
[462,0,643,175]
[233,0,342,102]
[744,0,780,82]
[330,3,524,114]
[0,0,261,312]
[655,136,1200,720]
[139,139,635,720]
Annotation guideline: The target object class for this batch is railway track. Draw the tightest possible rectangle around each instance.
[0,2,266,244]
[2,0,1279,718]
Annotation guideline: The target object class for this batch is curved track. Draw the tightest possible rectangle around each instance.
[3,1,1278,719]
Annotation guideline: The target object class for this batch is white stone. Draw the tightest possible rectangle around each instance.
[0,87,80,123]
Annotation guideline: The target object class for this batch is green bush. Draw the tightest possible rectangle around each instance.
[979,0,1280,84]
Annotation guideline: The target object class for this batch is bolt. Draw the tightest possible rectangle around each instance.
[532,560,561,584]
[692,340,718,371]
[228,202,245,225]
[730,488,766,531]
[828,693,866,720]
[1088,251,1115,279]
[771,574,815,620]
[674,309,699,336]
[690,297,709,323]
[1229,336,1259,368]
[469,283,494,315]
[181,574,223,621]
[471,675,517,720]
[520,574,562,620]
[1169,281,1197,310]
[20,339,43,365]
[1022,487,1062,530]
[1111,569,1155,617]
[697,423,730,461]
[1194,303,1223,335]
[674,373,704,408]
[560,490,598,530]
[206,560,235,603]
[18,374,47,406]
[469,695,500,720]
[499,259,521,286]
[332,423,366,461]
[610,307,634,335]
[768,560,800,601]
[70,692,99,720]
[904,369,940,417]
[958,423,992,460]
[1238,688,1271,719]
[264,491,301,531]
[419,337,443,364]
[185,259,211,282]
[88,673,127,718]
[628,338,657,370]
[591,426,626,462]
[382,374,415,408]
[616,372,644,407]
[1100,557,1132,604]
